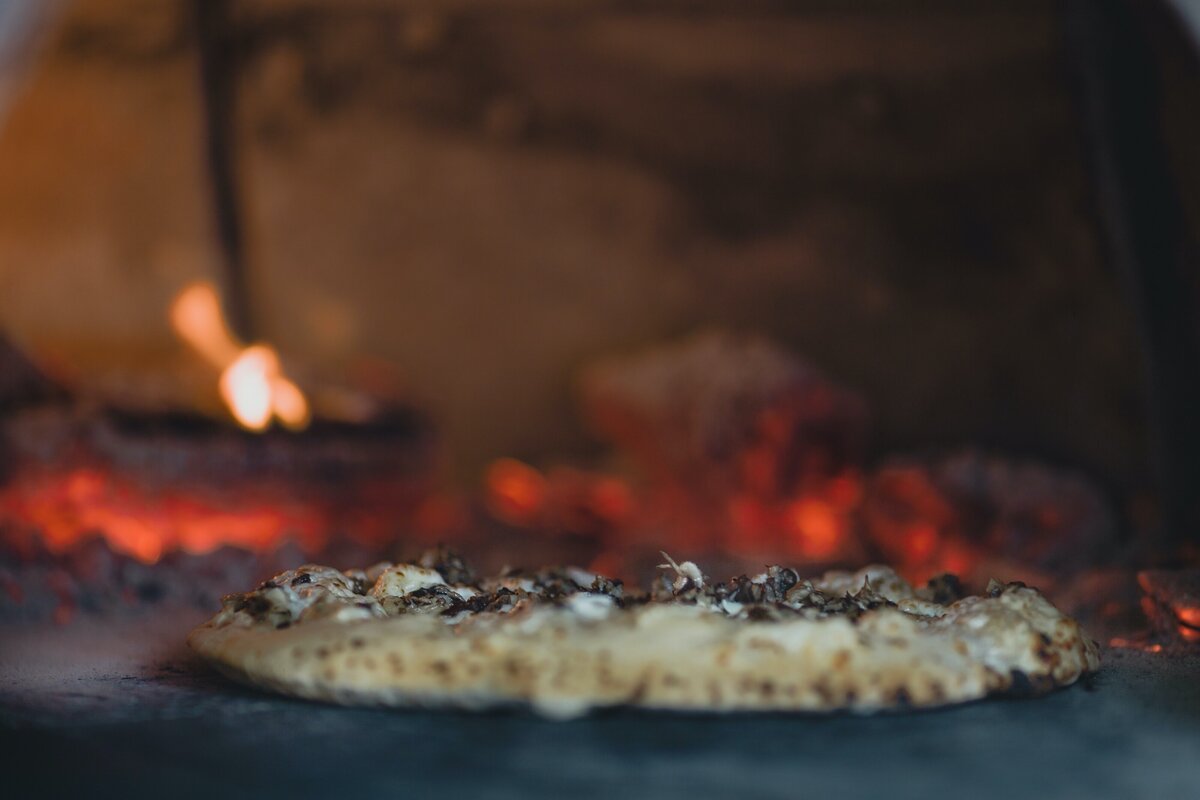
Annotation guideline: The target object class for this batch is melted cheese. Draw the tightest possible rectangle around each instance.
[370,564,446,598]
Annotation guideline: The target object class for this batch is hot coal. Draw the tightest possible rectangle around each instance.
[861,450,1119,578]
[580,330,867,492]
[1139,569,1200,645]
[577,330,866,558]
[570,331,1123,583]
[0,329,1167,642]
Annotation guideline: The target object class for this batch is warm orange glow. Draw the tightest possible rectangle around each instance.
[1176,607,1200,628]
[220,346,275,431]
[170,281,310,432]
[938,542,975,577]
[590,477,635,522]
[270,373,311,430]
[484,458,547,525]
[1109,638,1164,653]
[785,497,842,559]
[904,522,939,563]
[2,466,322,562]
[588,550,629,583]
[826,472,862,508]
[170,282,241,368]
[0,464,429,564]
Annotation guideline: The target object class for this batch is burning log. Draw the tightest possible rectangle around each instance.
[0,277,442,570]
[0,403,438,565]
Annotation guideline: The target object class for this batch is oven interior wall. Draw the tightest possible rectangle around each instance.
[0,0,1153,504]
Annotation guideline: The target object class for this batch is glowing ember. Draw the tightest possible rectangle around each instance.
[484,458,547,526]
[1109,638,1164,653]
[1,466,325,562]
[481,455,858,567]
[1,317,1131,608]
[171,281,310,431]
[785,497,842,559]
[0,463,432,564]
[482,459,640,545]
[1138,569,1200,645]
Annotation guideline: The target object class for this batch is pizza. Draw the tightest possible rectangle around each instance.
[188,548,1099,718]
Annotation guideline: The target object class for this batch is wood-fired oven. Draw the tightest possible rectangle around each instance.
[1,1,1198,797]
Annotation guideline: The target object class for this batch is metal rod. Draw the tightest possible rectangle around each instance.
[194,0,255,343]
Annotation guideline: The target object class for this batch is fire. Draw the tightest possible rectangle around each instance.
[218,345,309,431]
[785,497,842,559]
[1,466,326,563]
[484,458,548,526]
[482,459,637,539]
[170,282,310,431]
[169,282,239,367]
[0,462,437,564]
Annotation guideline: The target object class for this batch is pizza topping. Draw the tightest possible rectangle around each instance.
[480,587,523,614]
[922,573,965,604]
[589,575,625,601]
[525,567,593,598]
[720,599,745,615]
[896,597,948,618]
[379,584,471,616]
[987,578,1028,597]
[204,552,1078,661]
[561,592,618,621]
[416,546,476,584]
[814,566,912,602]
[217,564,370,627]
[566,567,599,587]
[481,575,539,594]
[723,571,803,605]
[370,564,447,598]
[299,593,385,623]
[657,552,706,594]
[764,565,800,596]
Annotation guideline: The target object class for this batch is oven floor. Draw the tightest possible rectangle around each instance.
[2,610,1198,799]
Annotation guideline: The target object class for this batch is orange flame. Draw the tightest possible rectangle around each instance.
[170,282,310,431]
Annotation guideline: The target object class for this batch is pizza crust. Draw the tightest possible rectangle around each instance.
[189,559,1099,718]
